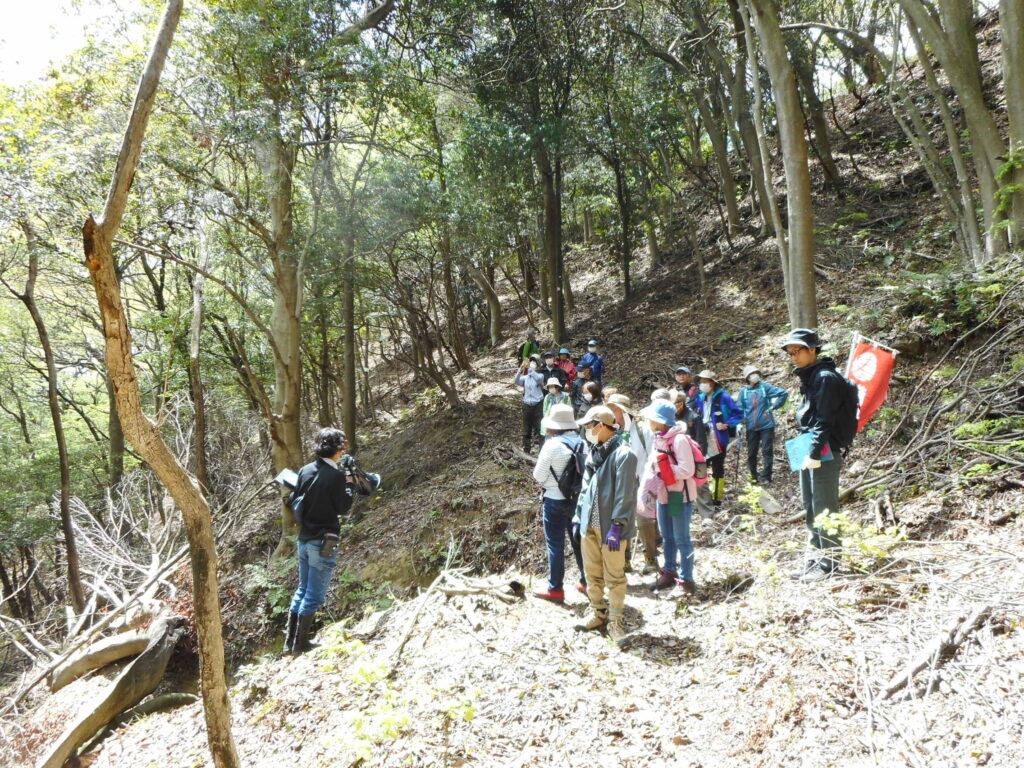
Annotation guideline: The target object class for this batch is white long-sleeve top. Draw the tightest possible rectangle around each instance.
[514,368,545,405]
[533,434,578,499]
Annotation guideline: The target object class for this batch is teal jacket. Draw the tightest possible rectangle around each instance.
[737,382,789,431]
[573,434,637,538]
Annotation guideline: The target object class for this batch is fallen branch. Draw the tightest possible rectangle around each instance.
[882,604,995,699]
[35,615,185,768]
[385,570,449,679]
[49,628,150,692]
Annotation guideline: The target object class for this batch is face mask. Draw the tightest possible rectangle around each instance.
[699,382,712,394]
[545,359,554,367]
[748,374,761,385]
[588,346,597,353]
[548,388,560,396]
[586,428,600,444]
[583,392,593,402]
[528,361,537,370]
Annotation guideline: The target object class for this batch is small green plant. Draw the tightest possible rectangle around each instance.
[736,483,765,535]
[242,557,297,618]
[813,509,906,571]
[963,462,993,478]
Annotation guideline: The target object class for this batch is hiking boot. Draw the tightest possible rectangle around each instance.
[281,610,299,657]
[534,588,565,603]
[676,578,697,596]
[798,565,836,583]
[575,605,608,632]
[650,569,677,592]
[292,613,320,656]
[607,620,628,646]
[788,559,822,580]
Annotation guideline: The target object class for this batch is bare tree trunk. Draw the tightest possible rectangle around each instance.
[536,147,566,342]
[342,230,358,451]
[1001,0,1024,246]
[468,262,503,347]
[188,247,210,495]
[697,94,741,236]
[105,373,125,489]
[5,223,85,614]
[79,3,239,765]
[790,39,842,192]
[739,0,791,305]
[747,0,817,328]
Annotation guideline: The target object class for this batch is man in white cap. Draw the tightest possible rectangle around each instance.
[532,404,588,601]
[572,405,637,645]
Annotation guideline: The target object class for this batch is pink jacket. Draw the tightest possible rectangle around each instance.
[641,424,697,504]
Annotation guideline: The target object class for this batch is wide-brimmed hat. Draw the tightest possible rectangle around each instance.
[577,405,616,427]
[607,393,634,416]
[697,369,718,383]
[640,401,677,427]
[541,403,577,432]
[780,328,821,350]
[741,364,761,380]
[545,377,562,389]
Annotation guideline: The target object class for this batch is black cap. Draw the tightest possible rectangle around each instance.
[780,328,822,350]
[675,366,691,374]
[543,350,555,357]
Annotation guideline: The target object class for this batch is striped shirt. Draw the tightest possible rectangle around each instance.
[533,434,578,500]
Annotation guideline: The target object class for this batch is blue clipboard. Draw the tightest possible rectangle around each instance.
[785,433,833,472]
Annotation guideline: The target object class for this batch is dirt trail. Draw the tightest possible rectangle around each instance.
[81,505,1024,768]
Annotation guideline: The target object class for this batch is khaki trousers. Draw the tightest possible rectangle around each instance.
[636,515,659,564]
[582,526,627,618]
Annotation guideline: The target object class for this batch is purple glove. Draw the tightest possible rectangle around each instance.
[605,523,622,551]
[572,523,581,543]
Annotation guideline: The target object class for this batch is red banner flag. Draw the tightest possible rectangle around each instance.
[847,339,897,432]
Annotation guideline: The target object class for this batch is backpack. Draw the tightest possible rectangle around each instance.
[550,437,587,502]
[829,372,861,449]
[665,435,709,487]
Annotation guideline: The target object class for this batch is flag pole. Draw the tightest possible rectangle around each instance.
[845,331,861,377]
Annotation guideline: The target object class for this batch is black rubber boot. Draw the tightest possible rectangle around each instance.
[293,613,319,656]
[282,610,299,656]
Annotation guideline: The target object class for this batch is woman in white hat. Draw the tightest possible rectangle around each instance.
[532,404,588,601]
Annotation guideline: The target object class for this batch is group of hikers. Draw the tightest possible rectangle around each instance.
[276,326,852,655]
[515,327,852,646]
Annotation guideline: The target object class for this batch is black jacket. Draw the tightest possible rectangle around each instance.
[540,364,568,389]
[290,458,353,542]
[794,356,843,460]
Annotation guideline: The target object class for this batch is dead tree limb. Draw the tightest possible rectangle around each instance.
[49,629,150,692]
[34,616,185,768]
[883,604,995,699]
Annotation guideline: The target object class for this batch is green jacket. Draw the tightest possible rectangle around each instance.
[520,339,541,361]
[573,434,637,538]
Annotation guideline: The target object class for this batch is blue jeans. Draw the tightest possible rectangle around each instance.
[542,496,586,591]
[657,500,694,581]
[289,538,339,616]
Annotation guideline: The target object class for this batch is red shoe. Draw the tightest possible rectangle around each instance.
[534,589,565,602]
[576,582,587,594]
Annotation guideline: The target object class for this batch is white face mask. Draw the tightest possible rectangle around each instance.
[528,361,537,370]
[588,346,597,353]
[545,359,554,367]
[583,392,593,402]
[748,374,761,385]
[548,388,560,396]
[699,382,712,394]
[586,428,600,444]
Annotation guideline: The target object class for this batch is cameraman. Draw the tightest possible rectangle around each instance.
[285,428,355,655]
